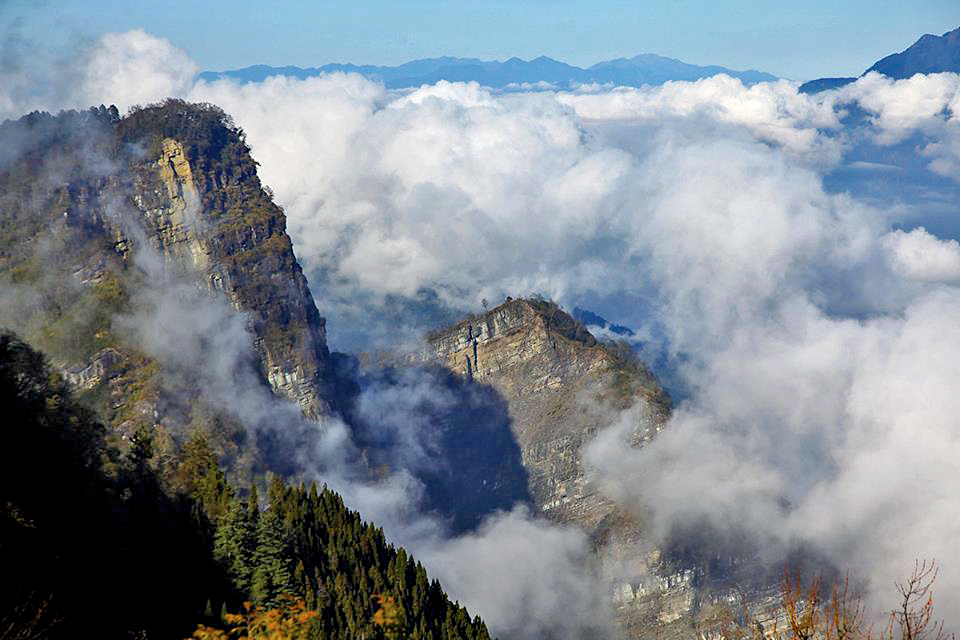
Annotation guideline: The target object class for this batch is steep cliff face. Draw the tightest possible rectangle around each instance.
[417,298,670,530]
[416,299,673,635]
[120,104,333,419]
[416,299,783,638]
[0,102,333,447]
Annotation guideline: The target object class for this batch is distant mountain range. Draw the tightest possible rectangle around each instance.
[801,26,960,93]
[199,54,777,89]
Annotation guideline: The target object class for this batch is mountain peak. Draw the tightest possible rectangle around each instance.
[424,297,597,356]
[865,25,960,78]
[802,24,960,92]
[0,100,335,428]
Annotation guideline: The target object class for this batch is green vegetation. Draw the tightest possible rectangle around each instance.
[0,332,491,640]
[0,100,485,638]
[189,464,492,640]
[0,331,213,638]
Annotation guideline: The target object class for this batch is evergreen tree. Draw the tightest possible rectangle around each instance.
[248,483,261,521]
[0,332,214,638]
[213,499,256,594]
[251,503,292,607]
[176,430,234,522]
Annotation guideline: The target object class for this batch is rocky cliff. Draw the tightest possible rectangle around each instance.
[120,103,333,419]
[416,297,670,528]
[415,298,786,638]
[0,102,333,453]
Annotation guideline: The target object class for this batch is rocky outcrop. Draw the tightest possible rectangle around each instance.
[124,124,333,418]
[416,298,669,527]
[417,299,788,638]
[139,137,208,270]
[416,300,679,635]
[0,102,334,433]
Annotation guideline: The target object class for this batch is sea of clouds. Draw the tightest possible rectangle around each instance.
[5,27,960,632]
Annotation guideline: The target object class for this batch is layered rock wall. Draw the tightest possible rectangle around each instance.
[0,104,334,433]
[417,298,669,532]
[122,125,333,419]
[418,300,786,638]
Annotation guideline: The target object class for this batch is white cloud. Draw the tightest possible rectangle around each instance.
[922,120,960,180]
[77,29,198,112]
[0,70,28,122]
[0,29,198,120]
[14,29,960,628]
[833,72,960,181]
[421,507,610,640]
[190,68,957,621]
[837,71,960,144]
[883,227,960,284]
[188,75,639,317]
[557,75,843,162]
[585,283,960,618]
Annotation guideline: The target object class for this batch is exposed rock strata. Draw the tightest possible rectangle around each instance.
[417,299,784,638]
[125,131,332,419]
[416,298,669,527]
[0,103,334,434]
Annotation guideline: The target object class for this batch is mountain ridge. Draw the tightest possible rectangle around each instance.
[407,298,796,638]
[415,296,670,517]
[198,53,777,89]
[800,26,960,93]
[406,298,697,636]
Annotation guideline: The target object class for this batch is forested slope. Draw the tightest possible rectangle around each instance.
[0,332,490,640]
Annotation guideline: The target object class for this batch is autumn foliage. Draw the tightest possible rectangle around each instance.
[189,593,408,640]
[372,594,406,640]
[714,560,954,640]
[191,598,319,640]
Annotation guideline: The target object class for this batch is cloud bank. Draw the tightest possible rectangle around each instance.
[7,28,960,629]
[108,217,610,640]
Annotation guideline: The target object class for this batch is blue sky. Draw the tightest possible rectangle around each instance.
[3,0,959,80]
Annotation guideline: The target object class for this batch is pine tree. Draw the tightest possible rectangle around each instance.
[213,498,256,593]
[177,431,233,521]
[247,484,261,521]
[251,503,292,607]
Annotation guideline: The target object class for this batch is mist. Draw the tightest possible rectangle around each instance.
[5,28,960,631]
[109,208,607,639]
[127,260,611,640]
